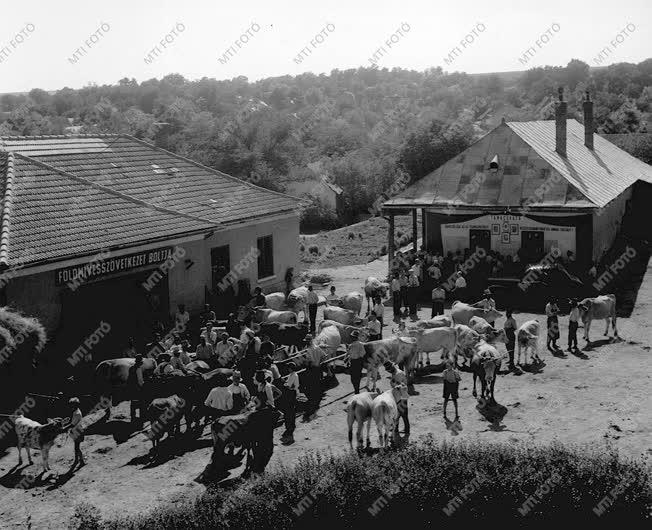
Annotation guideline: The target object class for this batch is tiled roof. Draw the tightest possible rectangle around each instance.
[0,134,300,267]
[385,120,652,210]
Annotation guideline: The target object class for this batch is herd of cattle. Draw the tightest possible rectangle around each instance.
[8,276,619,471]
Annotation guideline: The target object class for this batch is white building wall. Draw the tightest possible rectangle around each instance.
[592,186,632,261]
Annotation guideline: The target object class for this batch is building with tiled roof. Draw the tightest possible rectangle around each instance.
[0,134,300,359]
[383,90,652,269]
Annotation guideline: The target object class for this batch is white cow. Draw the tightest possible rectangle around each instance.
[454,324,483,365]
[341,292,364,315]
[407,326,458,366]
[319,320,368,344]
[414,315,453,329]
[345,391,379,449]
[451,301,503,326]
[314,325,341,358]
[264,292,289,310]
[254,308,297,324]
[323,306,359,326]
[578,294,618,343]
[288,286,327,320]
[15,416,64,473]
[516,319,542,365]
[371,385,408,448]
[364,277,389,312]
[469,316,507,344]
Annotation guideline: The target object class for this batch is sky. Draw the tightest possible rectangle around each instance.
[0,0,649,93]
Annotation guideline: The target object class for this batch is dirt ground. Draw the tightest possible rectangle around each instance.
[1,254,651,529]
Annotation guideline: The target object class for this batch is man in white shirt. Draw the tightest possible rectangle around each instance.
[200,323,218,346]
[215,333,233,367]
[174,304,190,336]
[454,272,467,302]
[204,375,233,419]
[306,285,319,335]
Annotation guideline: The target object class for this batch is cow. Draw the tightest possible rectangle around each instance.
[407,326,458,366]
[287,286,327,320]
[362,336,419,390]
[516,320,542,365]
[252,308,298,324]
[454,324,483,365]
[319,320,368,344]
[185,360,211,374]
[451,301,503,326]
[314,325,341,359]
[578,294,618,343]
[145,395,189,451]
[94,357,157,421]
[414,315,453,329]
[470,341,503,403]
[257,321,310,350]
[261,292,287,310]
[371,385,408,448]
[341,292,364,315]
[323,306,360,326]
[364,277,389,313]
[14,416,65,472]
[345,391,379,449]
[469,316,507,344]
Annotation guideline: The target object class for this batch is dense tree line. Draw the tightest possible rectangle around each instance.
[1,59,650,223]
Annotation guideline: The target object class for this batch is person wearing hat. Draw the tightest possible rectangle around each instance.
[504,308,517,370]
[347,330,365,394]
[254,369,276,409]
[473,289,497,326]
[227,370,250,413]
[568,298,580,352]
[259,335,275,358]
[154,352,173,375]
[204,373,233,421]
[65,397,85,468]
[366,312,381,342]
[169,346,189,374]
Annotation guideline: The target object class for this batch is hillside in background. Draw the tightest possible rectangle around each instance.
[1,59,651,226]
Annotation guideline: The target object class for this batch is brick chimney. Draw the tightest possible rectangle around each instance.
[583,90,594,150]
[555,87,567,157]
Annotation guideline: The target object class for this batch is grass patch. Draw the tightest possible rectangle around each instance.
[85,438,652,528]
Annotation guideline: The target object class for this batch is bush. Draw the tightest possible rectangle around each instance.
[358,233,363,239]
[300,196,341,231]
[81,440,652,528]
[299,244,305,252]
[380,244,387,255]
[308,244,319,255]
[348,232,355,239]
[310,273,333,284]
[396,230,404,238]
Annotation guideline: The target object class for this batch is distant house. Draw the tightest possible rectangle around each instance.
[284,174,344,213]
[383,90,652,269]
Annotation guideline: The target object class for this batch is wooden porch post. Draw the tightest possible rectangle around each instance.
[412,209,418,252]
[388,212,395,275]
[421,208,427,251]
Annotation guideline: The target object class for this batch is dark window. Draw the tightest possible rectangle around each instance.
[257,235,274,279]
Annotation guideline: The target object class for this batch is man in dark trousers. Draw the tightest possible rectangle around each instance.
[306,285,319,336]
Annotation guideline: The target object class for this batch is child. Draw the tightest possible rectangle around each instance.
[568,299,579,351]
[504,309,517,369]
[372,297,384,330]
[442,360,461,421]
[67,397,85,468]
